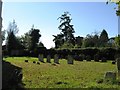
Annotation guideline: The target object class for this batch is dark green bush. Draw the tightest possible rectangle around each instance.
[86,55,91,61]
[101,57,107,62]
[94,54,99,62]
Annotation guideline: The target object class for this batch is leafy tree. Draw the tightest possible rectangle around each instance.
[107,0,120,16]
[30,26,41,50]
[17,33,31,50]
[53,33,64,48]
[53,12,75,48]
[19,26,42,51]
[115,35,120,47]
[75,36,83,48]
[1,30,6,44]
[6,20,23,54]
[99,29,109,47]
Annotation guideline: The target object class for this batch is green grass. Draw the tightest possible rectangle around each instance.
[3,57,120,88]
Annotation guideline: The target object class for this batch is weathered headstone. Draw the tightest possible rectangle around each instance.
[67,55,74,64]
[54,54,59,64]
[47,55,51,63]
[24,60,28,62]
[104,71,116,80]
[116,58,120,80]
[38,54,44,63]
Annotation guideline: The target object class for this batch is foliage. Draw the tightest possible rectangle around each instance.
[19,26,42,51]
[30,27,41,50]
[53,12,75,49]
[1,30,6,44]
[6,20,24,54]
[107,0,120,16]
[115,35,120,47]
[99,29,109,47]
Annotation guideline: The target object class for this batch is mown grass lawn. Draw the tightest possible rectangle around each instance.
[3,57,120,89]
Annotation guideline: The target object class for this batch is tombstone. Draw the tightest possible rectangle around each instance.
[104,71,116,80]
[24,60,28,62]
[112,61,116,64]
[33,61,36,63]
[47,55,51,63]
[37,62,40,65]
[54,54,59,64]
[67,55,74,64]
[38,54,44,63]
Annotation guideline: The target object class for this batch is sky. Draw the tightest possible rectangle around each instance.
[2,2,118,49]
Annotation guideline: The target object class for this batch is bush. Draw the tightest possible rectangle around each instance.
[94,54,99,62]
[78,54,85,61]
[116,58,120,70]
[101,57,107,62]
[86,55,91,61]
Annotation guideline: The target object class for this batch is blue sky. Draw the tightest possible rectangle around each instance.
[2,2,118,49]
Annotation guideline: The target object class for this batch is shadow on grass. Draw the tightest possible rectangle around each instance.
[2,60,25,90]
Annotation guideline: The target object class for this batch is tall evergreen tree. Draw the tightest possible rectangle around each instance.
[99,29,109,47]
[53,12,75,48]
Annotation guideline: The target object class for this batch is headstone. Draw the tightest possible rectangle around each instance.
[67,55,74,64]
[47,55,51,63]
[104,71,116,80]
[24,60,28,62]
[112,61,116,64]
[37,62,40,65]
[54,54,59,64]
[38,54,44,63]
[33,61,36,63]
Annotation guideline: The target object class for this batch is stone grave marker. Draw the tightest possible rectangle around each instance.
[54,54,59,64]
[104,71,116,80]
[67,55,74,64]
[47,55,51,63]
[38,54,44,63]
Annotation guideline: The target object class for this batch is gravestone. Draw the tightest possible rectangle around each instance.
[54,54,59,64]
[47,55,51,63]
[104,71,116,80]
[67,55,74,64]
[38,54,44,63]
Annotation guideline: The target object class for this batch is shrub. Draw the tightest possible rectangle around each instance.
[94,54,99,62]
[86,55,91,61]
[101,57,107,62]
[78,54,85,61]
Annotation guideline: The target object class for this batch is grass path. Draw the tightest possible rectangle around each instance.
[4,57,120,88]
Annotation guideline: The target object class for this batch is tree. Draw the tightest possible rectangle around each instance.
[19,26,42,51]
[19,32,32,50]
[1,30,5,44]
[53,33,64,48]
[53,12,75,48]
[115,35,120,47]
[99,29,109,47]
[107,0,120,16]
[30,26,41,50]
[6,20,23,54]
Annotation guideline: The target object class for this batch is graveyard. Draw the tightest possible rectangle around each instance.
[3,56,120,88]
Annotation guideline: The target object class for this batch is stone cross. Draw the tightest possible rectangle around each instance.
[54,54,59,64]
[67,55,74,64]
[38,54,44,63]
[46,55,51,63]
